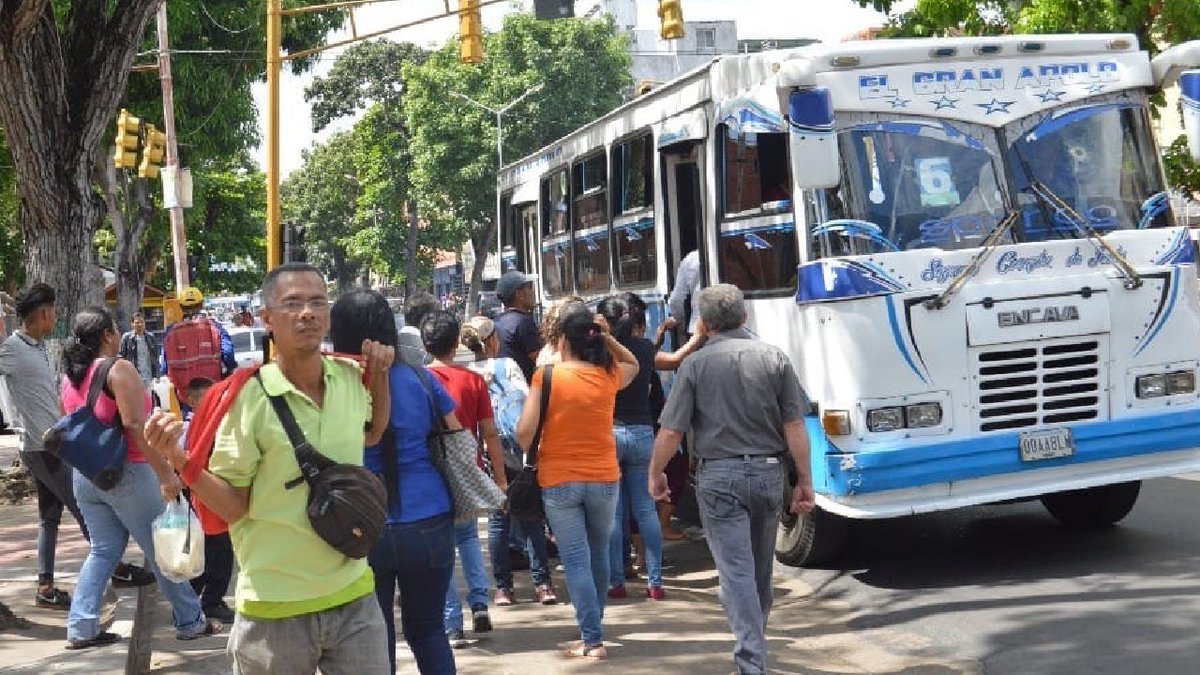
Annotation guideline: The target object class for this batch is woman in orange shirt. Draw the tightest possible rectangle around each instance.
[515,302,638,660]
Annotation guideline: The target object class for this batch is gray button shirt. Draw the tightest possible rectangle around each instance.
[0,332,60,452]
[658,327,808,460]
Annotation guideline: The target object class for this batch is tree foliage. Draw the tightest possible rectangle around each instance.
[402,13,631,308]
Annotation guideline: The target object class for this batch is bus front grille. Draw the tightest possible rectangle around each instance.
[971,337,1108,432]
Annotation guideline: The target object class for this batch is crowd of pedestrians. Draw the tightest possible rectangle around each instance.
[0,263,814,675]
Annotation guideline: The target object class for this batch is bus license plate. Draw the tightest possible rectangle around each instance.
[1019,428,1075,462]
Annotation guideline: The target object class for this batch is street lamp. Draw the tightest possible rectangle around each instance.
[449,82,544,168]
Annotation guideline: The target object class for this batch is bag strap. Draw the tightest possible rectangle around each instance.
[492,358,507,394]
[526,365,553,468]
[86,357,121,411]
[408,363,447,434]
[254,372,326,489]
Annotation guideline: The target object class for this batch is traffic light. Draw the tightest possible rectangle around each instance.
[533,0,574,20]
[113,109,140,170]
[459,0,483,64]
[138,124,166,179]
[658,0,685,40]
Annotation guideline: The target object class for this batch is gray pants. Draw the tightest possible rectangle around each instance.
[20,450,88,582]
[696,457,786,675]
[228,592,391,675]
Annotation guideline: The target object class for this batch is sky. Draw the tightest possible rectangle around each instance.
[250,0,892,176]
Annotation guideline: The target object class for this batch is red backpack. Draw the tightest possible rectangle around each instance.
[163,317,223,393]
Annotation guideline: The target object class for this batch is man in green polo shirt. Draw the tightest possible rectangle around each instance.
[145,262,395,674]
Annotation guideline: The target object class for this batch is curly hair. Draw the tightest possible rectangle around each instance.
[540,295,583,346]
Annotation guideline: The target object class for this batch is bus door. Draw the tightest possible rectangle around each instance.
[661,144,708,337]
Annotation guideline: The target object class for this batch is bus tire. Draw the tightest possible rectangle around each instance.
[1040,481,1141,528]
[775,506,848,567]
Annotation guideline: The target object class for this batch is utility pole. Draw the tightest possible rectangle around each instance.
[266,0,282,270]
[157,3,190,291]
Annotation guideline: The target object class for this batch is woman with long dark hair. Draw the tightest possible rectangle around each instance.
[515,302,639,660]
[59,307,218,649]
[330,290,460,673]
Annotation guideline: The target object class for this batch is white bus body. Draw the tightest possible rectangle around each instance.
[496,34,1200,565]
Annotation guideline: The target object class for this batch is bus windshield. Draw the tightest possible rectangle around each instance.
[825,118,1010,253]
[1005,101,1171,238]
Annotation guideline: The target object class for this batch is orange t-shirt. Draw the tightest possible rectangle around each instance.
[532,363,621,488]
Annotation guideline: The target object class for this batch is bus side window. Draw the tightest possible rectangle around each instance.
[718,224,799,293]
[572,153,611,294]
[612,134,656,287]
[721,125,792,217]
[541,170,574,297]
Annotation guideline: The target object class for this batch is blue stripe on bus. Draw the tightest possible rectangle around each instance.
[886,296,928,384]
[1134,269,1180,357]
[795,259,905,305]
[820,408,1200,496]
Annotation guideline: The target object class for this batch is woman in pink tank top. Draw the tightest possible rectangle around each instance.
[59,307,218,649]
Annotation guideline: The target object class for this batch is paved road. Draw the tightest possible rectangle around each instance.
[784,474,1200,675]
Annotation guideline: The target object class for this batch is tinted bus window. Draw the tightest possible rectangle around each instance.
[718,223,799,293]
[720,126,791,217]
[573,153,607,230]
[613,135,653,213]
[613,217,656,287]
[542,170,570,237]
[542,239,573,297]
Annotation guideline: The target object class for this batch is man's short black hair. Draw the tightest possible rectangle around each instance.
[187,376,216,398]
[15,283,55,320]
[131,311,145,321]
[404,292,439,328]
[261,262,323,306]
[420,309,461,358]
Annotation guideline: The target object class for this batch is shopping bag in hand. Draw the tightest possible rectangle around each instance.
[152,497,205,583]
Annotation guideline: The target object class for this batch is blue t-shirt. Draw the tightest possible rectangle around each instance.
[364,364,455,524]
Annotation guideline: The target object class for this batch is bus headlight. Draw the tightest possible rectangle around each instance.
[866,407,904,432]
[905,402,943,428]
[1167,370,1196,395]
[1135,374,1167,398]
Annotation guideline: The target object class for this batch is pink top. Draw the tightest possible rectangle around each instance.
[60,359,149,464]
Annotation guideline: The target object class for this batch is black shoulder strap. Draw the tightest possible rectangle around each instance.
[86,357,120,410]
[526,365,553,467]
[255,371,326,488]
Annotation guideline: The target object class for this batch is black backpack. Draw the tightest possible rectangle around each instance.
[257,373,387,559]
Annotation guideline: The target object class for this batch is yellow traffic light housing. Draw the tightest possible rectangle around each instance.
[658,0,685,40]
[139,125,167,179]
[113,109,140,169]
[459,0,483,64]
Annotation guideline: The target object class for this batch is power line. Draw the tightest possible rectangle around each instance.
[199,0,257,35]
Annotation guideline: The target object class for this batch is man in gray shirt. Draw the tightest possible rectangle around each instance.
[650,283,815,675]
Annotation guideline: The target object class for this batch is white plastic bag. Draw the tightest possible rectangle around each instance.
[152,497,205,583]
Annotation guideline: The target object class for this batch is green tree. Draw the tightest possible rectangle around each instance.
[403,13,631,312]
[0,0,342,333]
[282,134,364,291]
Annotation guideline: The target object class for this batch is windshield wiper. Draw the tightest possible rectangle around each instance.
[924,210,1020,310]
[1011,144,1143,290]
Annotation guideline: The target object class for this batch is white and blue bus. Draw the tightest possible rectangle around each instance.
[496,34,1200,565]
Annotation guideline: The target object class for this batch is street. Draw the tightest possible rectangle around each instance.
[3,414,1199,673]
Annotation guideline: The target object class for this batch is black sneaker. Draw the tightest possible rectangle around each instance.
[471,604,492,633]
[203,602,236,623]
[448,630,468,649]
[34,586,71,610]
[111,562,155,588]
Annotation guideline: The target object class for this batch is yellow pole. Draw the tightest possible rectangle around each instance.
[266,0,282,271]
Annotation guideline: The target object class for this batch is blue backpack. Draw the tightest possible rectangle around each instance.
[489,358,527,473]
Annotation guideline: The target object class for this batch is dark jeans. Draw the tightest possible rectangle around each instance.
[20,450,89,583]
[369,514,456,674]
[190,532,233,611]
[487,510,551,589]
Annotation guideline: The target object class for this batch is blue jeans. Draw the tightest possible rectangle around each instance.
[607,425,664,588]
[370,514,456,674]
[443,519,489,633]
[541,481,618,646]
[69,463,206,641]
[487,511,551,589]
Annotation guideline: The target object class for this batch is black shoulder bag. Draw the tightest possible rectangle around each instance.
[257,373,388,559]
[505,365,552,521]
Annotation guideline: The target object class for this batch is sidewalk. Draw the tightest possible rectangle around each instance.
[0,431,976,673]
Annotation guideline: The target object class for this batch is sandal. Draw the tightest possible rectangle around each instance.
[565,641,607,660]
[65,631,120,650]
[35,586,71,610]
[177,618,223,641]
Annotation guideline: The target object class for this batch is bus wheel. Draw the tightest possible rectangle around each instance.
[775,506,848,567]
[1040,481,1142,528]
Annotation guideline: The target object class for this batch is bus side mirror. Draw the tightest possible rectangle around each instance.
[1183,71,1200,162]
[788,87,840,190]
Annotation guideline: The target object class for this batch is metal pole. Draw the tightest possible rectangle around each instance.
[157,3,189,291]
[496,110,503,168]
[266,0,283,271]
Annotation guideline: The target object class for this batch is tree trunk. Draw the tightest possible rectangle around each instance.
[465,223,494,317]
[332,248,354,292]
[0,0,163,336]
[405,200,420,300]
[97,154,153,332]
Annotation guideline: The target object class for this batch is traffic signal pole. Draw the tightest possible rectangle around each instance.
[266,0,283,271]
[156,3,190,290]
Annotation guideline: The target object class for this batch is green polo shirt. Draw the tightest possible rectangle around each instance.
[209,357,374,619]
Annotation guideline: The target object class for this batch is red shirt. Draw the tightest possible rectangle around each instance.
[430,365,494,466]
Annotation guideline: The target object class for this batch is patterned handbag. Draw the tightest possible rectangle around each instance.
[411,364,506,522]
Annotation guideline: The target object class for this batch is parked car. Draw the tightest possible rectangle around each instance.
[228,326,269,368]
